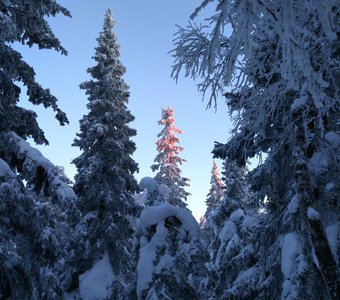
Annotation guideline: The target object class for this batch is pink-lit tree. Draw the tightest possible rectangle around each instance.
[151,107,190,208]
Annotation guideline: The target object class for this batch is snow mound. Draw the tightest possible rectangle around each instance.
[136,203,200,297]
[139,177,157,192]
[78,252,114,300]
[138,202,200,240]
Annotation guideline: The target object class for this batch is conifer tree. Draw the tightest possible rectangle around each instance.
[205,160,224,214]
[69,9,139,298]
[0,1,78,298]
[172,1,340,298]
[151,107,190,208]
[205,158,253,299]
[0,0,69,143]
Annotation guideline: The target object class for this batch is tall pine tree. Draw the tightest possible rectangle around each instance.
[151,107,190,208]
[68,9,140,298]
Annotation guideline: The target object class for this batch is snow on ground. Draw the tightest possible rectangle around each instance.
[78,252,115,300]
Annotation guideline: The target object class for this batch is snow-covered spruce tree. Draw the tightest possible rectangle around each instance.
[204,158,254,299]
[205,160,225,215]
[172,1,339,299]
[135,202,208,300]
[68,9,140,298]
[0,138,79,299]
[151,107,190,209]
[0,1,79,298]
[201,159,224,263]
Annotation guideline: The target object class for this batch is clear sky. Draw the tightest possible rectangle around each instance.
[17,0,233,220]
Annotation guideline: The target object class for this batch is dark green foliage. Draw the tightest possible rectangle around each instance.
[69,9,140,297]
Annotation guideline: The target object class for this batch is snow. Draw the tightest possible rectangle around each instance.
[233,266,260,287]
[8,132,77,203]
[325,131,340,147]
[139,177,157,193]
[325,182,336,193]
[281,279,298,299]
[326,223,339,260]
[154,253,173,274]
[229,208,245,224]
[280,232,307,298]
[0,159,15,178]
[219,221,237,243]
[281,233,302,278]
[138,202,200,239]
[136,202,200,297]
[307,207,320,221]
[137,240,157,295]
[241,215,257,230]
[137,221,169,297]
[287,195,299,214]
[158,184,171,199]
[78,252,114,300]
[308,151,329,177]
[41,228,52,240]
[291,96,308,111]
[83,211,98,221]
[134,191,148,206]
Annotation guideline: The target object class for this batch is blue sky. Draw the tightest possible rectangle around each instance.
[17,0,233,219]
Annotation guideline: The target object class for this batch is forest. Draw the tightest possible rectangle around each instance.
[0,0,339,299]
